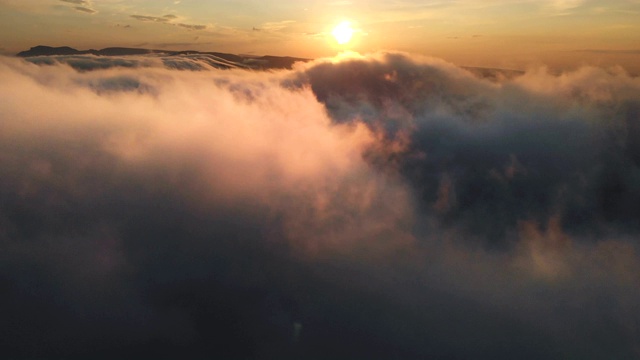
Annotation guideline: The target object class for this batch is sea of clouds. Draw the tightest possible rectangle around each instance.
[1,52,640,359]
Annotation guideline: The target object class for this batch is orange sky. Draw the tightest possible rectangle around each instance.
[1,0,639,72]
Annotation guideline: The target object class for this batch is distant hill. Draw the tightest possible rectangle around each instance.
[17,45,85,56]
[17,45,310,70]
[17,45,159,57]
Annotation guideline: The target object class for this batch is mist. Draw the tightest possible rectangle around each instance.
[1,52,640,359]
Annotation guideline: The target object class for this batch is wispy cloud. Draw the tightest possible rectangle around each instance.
[548,0,585,9]
[74,6,96,14]
[259,20,296,32]
[130,13,207,30]
[59,0,96,14]
[130,14,171,23]
[177,23,206,30]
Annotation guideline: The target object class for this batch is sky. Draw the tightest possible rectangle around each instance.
[1,0,640,71]
[2,1,640,359]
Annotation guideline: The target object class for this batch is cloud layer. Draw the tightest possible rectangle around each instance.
[1,53,640,359]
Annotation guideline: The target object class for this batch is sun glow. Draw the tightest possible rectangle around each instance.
[332,21,354,45]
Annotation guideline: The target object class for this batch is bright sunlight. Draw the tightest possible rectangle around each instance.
[332,21,354,45]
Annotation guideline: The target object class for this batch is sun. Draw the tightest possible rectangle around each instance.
[332,21,354,45]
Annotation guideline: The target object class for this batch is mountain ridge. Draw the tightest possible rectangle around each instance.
[17,45,310,70]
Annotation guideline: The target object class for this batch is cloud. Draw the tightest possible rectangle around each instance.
[1,52,640,359]
[177,23,206,30]
[24,54,246,71]
[260,20,296,32]
[130,14,170,23]
[130,14,206,31]
[290,53,640,247]
[59,0,96,14]
[25,55,153,72]
[74,6,96,14]
[549,0,585,10]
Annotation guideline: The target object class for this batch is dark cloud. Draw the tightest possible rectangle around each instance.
[1,52,640,359]
[60,0,87,4]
